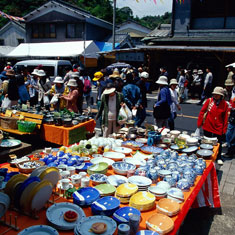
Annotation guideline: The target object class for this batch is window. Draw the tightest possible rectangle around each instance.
[17,39,24,45]
[66,23,83,38]
[58,65,72,77]
[0,39,4,45]
[32,23,56,38]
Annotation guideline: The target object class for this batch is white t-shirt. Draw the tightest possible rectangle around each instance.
[108,94,116,120]
[170,88,179,113]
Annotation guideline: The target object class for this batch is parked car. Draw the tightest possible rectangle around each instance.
[13,60,72,81]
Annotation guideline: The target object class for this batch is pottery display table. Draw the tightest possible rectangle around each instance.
[41,119,96,146]
[0,145,220,235]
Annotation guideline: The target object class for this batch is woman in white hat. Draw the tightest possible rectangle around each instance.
[168,79,181,130]
[49,76,69,111]
[197,87,229,165]
[96,83,124,137]
[178,70,186,103]
[61,79,78,113]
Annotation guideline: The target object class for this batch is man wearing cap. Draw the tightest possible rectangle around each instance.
[136,71,149,126]
[168,79,181,130]
[153,76,172,128]
[191,69,202,99]
[4,62,13,71]
[49,76,69,111]
[224,79,234,102]
[96,83,124,137]
[197,87,229,165]
[61,79,78,113]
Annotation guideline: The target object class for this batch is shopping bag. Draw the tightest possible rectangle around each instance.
[1,97,11,109]
[194,128,201,138]
[50,94,59,105]
[118,104,132,125]
[43,95,50,105]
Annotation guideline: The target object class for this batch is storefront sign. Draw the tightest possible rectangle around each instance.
[116,52,144,62]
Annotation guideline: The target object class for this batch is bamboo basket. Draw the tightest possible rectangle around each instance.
[0,116,18,129]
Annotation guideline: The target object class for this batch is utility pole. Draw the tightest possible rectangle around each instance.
[112,0,116,50]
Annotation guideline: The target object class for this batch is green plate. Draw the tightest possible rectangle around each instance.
[94,184,116,195]
[0,139,22,148]
[87,162,108,175]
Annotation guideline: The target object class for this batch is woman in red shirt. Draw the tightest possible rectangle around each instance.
[197,87,229,165]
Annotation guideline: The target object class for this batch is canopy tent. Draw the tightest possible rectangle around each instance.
[95,41,120,52]
[7,41,101,58]
[226,62,235,68]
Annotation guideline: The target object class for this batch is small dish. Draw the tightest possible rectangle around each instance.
[196,149,214,158]
[157,198,180,216]
[103,152,125,161]
[200,144,214,150]
[90,174,108,186]
[113,147,132,155]
[112,162,136,175]
[106,175,128,187]
[113,206,141,223]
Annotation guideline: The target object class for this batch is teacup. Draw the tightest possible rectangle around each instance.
[60,170,70,179]
[70,174,82,186]
[81,176,90,187]
[45,147,52,154]
[57,164,67,171]
[61,178,70,189]
[67,166,75,176]
[79,172,87,178]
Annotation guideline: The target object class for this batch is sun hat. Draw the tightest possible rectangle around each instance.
[212,87,225,97]
[169,78,178,86]
[93,71,103,81]
[224,79,234,86]
[109,69,120,78]
[140,72,149,79]
[37,70,46,77]
[198,70,203,74]
[67,79,77,87]
[103,83,116,95]
[6,69,15,76]
[156,76,168,85]
[7,62,11,65]
[193,69,198,74]
[53,76,64,83]
[71,72,80,78]
[31,69,39,76]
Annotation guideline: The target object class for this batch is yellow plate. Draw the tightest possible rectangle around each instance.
[4,174,28,198]
[116,183,138,197]
[130,191,155,206]
[39,167,59,187]
[25,180,53,212]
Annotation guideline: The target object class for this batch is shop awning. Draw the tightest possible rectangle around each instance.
[7,41,101,58]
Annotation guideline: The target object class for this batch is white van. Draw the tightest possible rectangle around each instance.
[13,60,72,81]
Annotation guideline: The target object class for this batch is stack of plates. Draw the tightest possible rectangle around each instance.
[129,191,155,212]
[113,206,141,224]
[146,213,174,234]
[167,188,184,204]
[39,167,60,187]
[148,186,167,200]
[94,184,116,197]
[18,225,59,235]
[115,183,138,204]
[87,163,108,175]
[128,176,152,191]
[91,196,120,216]
[73,187,100,206]
[74,215,117,235]
[46,202,85,230]
[0,192,10,218]
[156,198,180,216]
[106,175,128,187]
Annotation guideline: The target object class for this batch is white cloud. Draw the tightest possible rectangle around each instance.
[116,0,173,18]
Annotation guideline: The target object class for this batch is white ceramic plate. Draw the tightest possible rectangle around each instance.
[90,157,114,168]
[128,176,152,186]
[103,152,125,161]
[106,175,128,187]
[135,138,148,144]
[18,225,59,235]
[113,147,132,155]
[123,157,146,167]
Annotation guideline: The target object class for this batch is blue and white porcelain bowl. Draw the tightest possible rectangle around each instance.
[156,181,171,191]
[171,171,181,182]
[176,179,191,191]
[112,162,136,175]
[194,165,204,175]
[183,175,195,187]
[167,187,184,203]
[195,158,206,169]
[90,174,108,186]
[164,175,177,187]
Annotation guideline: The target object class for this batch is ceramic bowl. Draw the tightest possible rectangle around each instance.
[156,181,171,191]
[176,179,191,192]
[200,144,213,150]
[167,187,184,201]
[90,174,108,186]
[123,157,146,167]
[186,137,199,146]
[148,186,167,200]
[103,152,125,161]
[106,175,128,187]
[90,157,114,168]
[112,162,136,175]
[156,198,180,216]
[87,162,108,175]
[113,147,132,155]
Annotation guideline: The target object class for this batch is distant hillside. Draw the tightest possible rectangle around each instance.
[0,0,171,30]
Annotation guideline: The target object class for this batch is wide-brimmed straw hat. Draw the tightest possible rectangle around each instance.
[225,79,234,86]
[140,72,149,79]
[67,79,77,87]
[109,69,120,78]
[6,69,15,76]
[212,86,225,97]
[169,78,178,86]
[93,71,103,81]
[31,69,39,76]
[53,76,64,83]
[193,69,198,73]
[37,70,46,77]
[103,85,116,95]
[156,76,168,85]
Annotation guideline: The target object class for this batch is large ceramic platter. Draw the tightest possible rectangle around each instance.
[103,152,125,161]
[140,146,163,154]
[74,215,117,235]
[46,202,85,230]
[123,157,146,167]
[122,140,144,149]
[106,175,128,187]
[94,184,116,196]
[18,225,59,235]
[200,144,214,150]
[113,147,132,155]
[136,230,161,235]
[128,175,152,186]
[91,196,120,212]
[113,206,141,223]
[182,146,198,154]
[90,157,114,168]
[196,149,214,158]
[0,139,21,148]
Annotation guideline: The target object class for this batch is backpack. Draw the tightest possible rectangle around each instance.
[83,77,91,93]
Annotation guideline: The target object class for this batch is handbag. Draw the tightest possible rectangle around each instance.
[202,98,212,125]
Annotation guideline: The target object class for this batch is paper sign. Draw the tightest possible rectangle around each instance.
[5,110,12,117]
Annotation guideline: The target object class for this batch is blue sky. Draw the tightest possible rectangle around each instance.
[116,0,173,18]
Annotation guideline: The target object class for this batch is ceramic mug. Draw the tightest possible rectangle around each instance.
[60,170,70,179]
[70,174,82,186]
[61,178,70,189]
[79,172,87,178]
[58,164,67,171]
[81,176,90,187]
[67,166,75,176]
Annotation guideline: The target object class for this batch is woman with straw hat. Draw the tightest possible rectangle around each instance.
[197,87,229,165]
[61,79,78,113]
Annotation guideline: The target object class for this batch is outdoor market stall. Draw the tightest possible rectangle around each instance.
[0,140,220,235]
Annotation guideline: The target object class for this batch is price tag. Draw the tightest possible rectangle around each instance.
[5,110,12,117]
